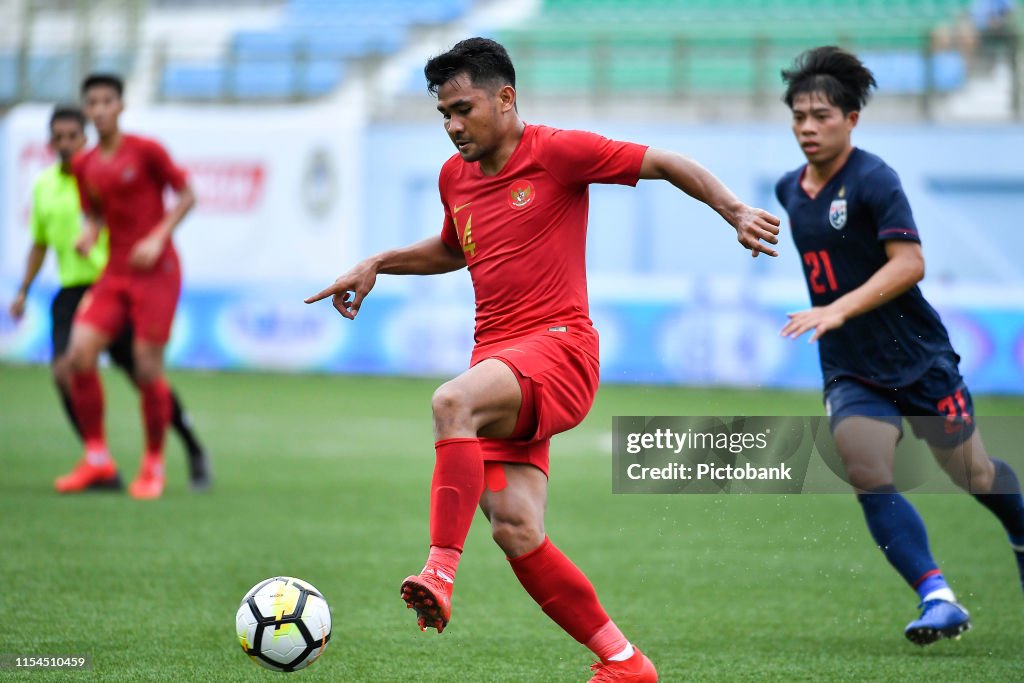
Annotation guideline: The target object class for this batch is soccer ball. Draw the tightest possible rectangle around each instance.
[235,576,332,672]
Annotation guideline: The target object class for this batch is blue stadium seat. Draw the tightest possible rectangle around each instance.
[861,50,966,94]
[301,59,345,96]
[231,60,295,99]
[301,32,378,60]
[232,30,296,59]
[27,54,76,101]
[0,52,17,100]
[161,63,227,100]
[932,50,966,92]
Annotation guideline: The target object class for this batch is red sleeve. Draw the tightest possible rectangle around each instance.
[143,137,188,192]
[533,126,648,189]
[70,152,97,215]
[438,161,460,251]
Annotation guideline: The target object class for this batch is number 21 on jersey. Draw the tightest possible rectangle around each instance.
[802,249,838,294]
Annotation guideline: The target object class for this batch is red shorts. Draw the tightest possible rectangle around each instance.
[472,330,600,477]
[74,252,181,345]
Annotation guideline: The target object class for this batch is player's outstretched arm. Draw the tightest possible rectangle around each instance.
[639,148,781,257]
[781,240,925,342]
[9,243,47,320]
[304,235,465,319]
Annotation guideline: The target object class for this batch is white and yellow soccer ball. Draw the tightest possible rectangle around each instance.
[235,576,332,672]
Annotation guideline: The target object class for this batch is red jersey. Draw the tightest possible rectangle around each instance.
[72,133,188,274]
[439,124,647,358]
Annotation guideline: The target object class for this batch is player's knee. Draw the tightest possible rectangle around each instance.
[133,362,160,386]
[945,455,994,493]
[131,350,164,385]
[67,345,98,373]
[490,513,544,556]
[431,383,471,427]
[51,356,73,390]
[843,460,890,491]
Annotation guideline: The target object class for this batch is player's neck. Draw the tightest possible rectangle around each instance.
[478,119,526,176]
[98,129,123,155]
[805,145,854,196]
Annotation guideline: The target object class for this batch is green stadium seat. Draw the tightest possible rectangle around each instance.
[503,0,972,97]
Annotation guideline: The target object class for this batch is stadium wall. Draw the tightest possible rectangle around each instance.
[2,105,1023,393]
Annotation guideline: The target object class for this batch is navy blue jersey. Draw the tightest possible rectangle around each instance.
[775,148,955,388]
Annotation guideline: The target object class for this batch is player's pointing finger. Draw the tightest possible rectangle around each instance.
[304,284,340,304]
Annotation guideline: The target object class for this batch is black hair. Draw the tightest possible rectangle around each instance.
[781,46,877,114]
[424,37,515,96]
[50,105,86,131]
[81,73,124,98]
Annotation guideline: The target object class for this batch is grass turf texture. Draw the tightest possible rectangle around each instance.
[1,363,1022,682]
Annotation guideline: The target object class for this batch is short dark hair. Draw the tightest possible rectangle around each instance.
[781,46,877,114]
[81,73,124,98]
[424,37,516,96]
[50,105,86,131]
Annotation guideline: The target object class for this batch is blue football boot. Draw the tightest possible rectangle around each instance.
[904,599,971,646]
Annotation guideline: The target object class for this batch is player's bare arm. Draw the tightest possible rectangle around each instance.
[129,184,196,270]
[638,147,781,257]
[9,243,47,320]
[305,235,465,319]
[74,212,102,257]
[781,240,925,342]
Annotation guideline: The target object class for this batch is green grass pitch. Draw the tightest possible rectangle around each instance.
[1,363,1022,681]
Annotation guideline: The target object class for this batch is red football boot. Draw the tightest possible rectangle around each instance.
[588,647,658,682]
[128,458,165,500]
[55,458,122,493]
[400,568,454,633]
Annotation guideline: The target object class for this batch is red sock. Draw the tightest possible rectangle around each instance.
[70,370,105,446]
[423,546,461,583]
[429,438,485,556]
[508,536,623,658]
[139,378,172,458]
[585,620,630,662]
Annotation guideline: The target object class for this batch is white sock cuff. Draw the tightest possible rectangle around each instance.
[607,643,635,662]
[922,587,956,604]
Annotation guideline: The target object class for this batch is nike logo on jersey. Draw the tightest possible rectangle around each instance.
[453,202,472,214]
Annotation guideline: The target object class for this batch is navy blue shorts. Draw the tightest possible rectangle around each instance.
[824,354,975,449]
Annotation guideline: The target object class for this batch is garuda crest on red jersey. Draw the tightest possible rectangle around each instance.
[508,180,535,209]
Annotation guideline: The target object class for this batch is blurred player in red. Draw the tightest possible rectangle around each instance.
[307,38,780,681]
[9,105,210,491]
[57,73,196,500]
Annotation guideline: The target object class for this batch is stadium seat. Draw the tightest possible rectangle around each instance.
[301,59,345,97]
[0,52,17,101]
[498,0,973,97]
[27,54,76,101]
[231,60,296,99]
[161,63,227,100]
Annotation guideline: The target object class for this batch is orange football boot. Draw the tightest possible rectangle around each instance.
[128,458,165,500]
[55,458,122,493]
[400,568,453,633]
[588,647,658,682]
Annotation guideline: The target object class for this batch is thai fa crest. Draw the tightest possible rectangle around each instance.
[829,185,847,230]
